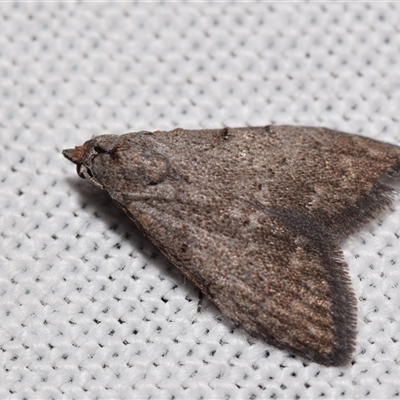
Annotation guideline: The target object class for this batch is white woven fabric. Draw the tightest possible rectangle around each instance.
[1,2,400,399]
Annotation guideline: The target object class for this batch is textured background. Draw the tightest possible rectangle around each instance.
[1,2,400,399]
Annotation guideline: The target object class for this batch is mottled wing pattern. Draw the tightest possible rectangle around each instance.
[63,125,400,366]
[114,190,356,366]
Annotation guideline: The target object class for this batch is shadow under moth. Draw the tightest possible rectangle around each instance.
[63,125,400,366]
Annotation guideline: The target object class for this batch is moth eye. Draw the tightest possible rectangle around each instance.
[94,145,115,155]
[94,145,107,154]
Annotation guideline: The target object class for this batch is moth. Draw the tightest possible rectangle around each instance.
[63,125,400,366]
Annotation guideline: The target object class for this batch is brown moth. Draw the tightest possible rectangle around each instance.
[63,125,400,366]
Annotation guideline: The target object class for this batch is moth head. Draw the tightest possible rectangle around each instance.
[63,134,172,192]
[63,140,106,189]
